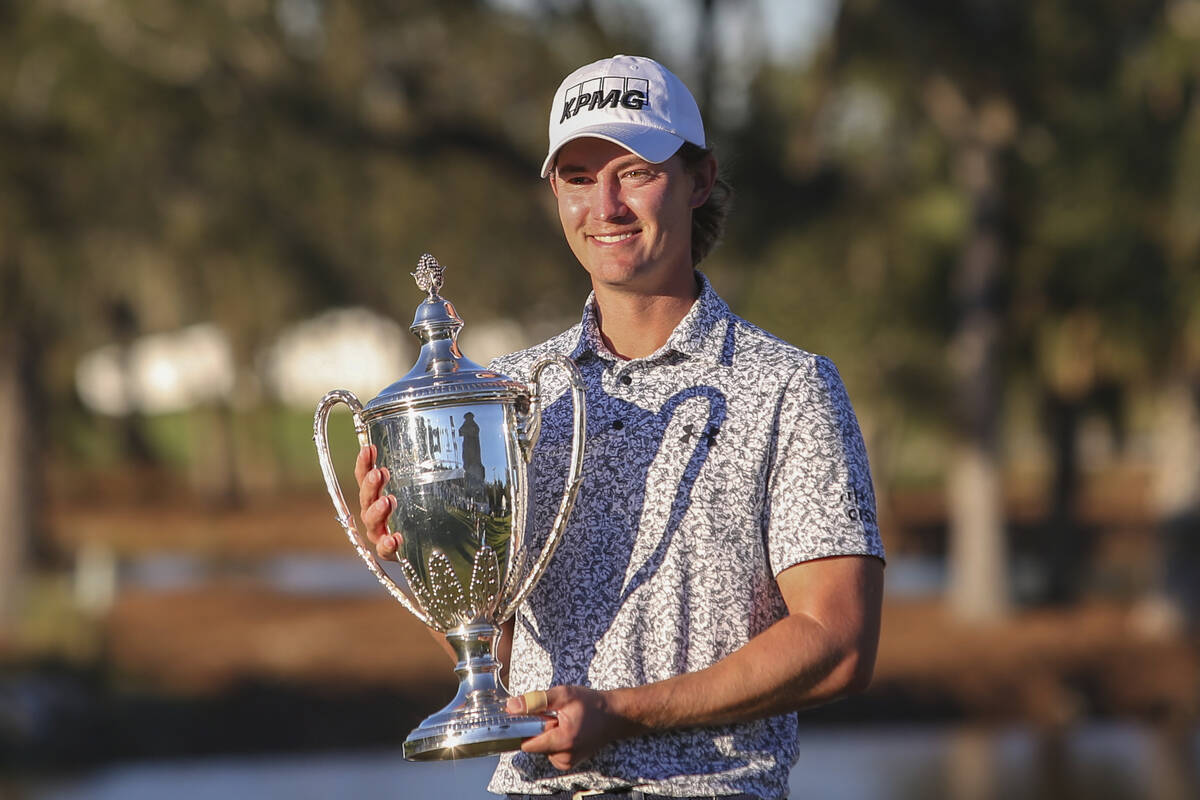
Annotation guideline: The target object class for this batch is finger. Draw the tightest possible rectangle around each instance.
[357,466,389,521]
[357,466,377,514]
[353,445,376,484]
[362,494,395,542]
[376,531,402,561]
[523,690,548,714]
[508,684,566,715]
[519,719,568,756]
[543,685,567,710]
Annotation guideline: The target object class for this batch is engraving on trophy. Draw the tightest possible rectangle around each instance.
[468,546,501,618]
[313,252,587,761]
[425,551,467,630]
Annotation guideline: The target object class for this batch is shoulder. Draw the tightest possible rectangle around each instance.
[721,313,840,384]
[488,324,582,381]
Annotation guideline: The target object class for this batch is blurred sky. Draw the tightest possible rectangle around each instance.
[499,0,838,65]
[487,0,838,121]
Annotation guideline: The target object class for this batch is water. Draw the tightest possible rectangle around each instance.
[7,724,1198,799]
[120,555,944,597]
[52,556,1199,797]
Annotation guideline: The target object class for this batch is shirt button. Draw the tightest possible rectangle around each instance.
[619,374,632,386]
[612,420,624,430]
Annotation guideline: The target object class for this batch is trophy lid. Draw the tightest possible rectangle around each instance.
[362,254,526,417]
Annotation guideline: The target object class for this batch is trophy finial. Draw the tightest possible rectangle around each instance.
[412,253,446,298]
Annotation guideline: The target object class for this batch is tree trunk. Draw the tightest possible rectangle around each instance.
[0,331,35,633]
[946,139,1010,622]
[695,0,718,123]
[1042,393,1084,605]
[947,441,1009,621]
[1149,375,1200,630]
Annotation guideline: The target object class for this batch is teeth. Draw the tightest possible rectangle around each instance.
[592,232,635,243]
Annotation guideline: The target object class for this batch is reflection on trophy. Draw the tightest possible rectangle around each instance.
[313,254,586,760]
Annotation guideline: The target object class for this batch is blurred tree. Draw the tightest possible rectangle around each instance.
[6,0,1193,636]
[1002,0,1186,606]
[724,0,1195,617]
[723,1,1019,620]
[1124,2,1200,625]
[0,296,39,629]
[0,0,649,628]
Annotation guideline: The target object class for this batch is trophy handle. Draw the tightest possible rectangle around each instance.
[313,389,437,628]
[500,354,586,620]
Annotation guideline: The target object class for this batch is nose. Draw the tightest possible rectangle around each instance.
[593,175,628,221]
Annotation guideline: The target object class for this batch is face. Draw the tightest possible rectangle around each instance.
[550,137,715,295]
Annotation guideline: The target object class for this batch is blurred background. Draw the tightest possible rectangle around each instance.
[1,0,1199,797]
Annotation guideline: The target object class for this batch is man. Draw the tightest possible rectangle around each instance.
[356,55,884,800]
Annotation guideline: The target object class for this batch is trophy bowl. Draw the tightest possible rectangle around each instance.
[313,254,586,760]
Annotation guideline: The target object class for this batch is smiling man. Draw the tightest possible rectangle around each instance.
[357,55,885,800]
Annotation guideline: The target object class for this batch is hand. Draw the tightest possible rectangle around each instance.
[506,686,645,771]
[353,444,401,561]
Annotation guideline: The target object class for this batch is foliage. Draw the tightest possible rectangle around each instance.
[2,0,1198,541]
[1,0,649,418]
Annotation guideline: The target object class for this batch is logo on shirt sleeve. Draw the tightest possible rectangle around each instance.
[842,488,876,524]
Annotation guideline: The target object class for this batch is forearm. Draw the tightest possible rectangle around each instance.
[429,628,457,665]
[607,609,869,732]
[610,555,882,734]
[512,556,883,771]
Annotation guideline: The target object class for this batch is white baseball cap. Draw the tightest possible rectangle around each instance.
[541,54,707,178]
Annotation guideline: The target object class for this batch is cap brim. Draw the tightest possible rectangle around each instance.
[540,123,686,178]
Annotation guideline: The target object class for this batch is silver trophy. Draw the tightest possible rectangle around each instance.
[313,254,585,760]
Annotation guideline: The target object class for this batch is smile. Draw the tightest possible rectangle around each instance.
[590,231,638,244]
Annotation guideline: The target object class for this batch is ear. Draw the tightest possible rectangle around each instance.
[549,171,561,199]
[689,153,718,209]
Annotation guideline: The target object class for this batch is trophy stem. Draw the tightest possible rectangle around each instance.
[449,622,505,698]
[402,622,549,761]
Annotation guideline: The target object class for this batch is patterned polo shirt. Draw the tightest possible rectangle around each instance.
[487,272,884,800]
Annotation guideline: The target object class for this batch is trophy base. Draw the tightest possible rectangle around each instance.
[403,710,549,761]
[402,622,549,760]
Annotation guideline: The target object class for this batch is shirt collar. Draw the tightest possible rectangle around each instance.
[567,271,731,365]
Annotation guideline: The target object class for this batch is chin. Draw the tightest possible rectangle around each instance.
[587,267,650,288]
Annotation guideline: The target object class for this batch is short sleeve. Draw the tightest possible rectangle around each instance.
[765,356,885,575]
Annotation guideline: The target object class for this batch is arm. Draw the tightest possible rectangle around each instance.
[508,553,884,770]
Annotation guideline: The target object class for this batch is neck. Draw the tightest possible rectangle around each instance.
[592,272,700,360]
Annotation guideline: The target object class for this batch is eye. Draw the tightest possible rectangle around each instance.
[620,167,657,183]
